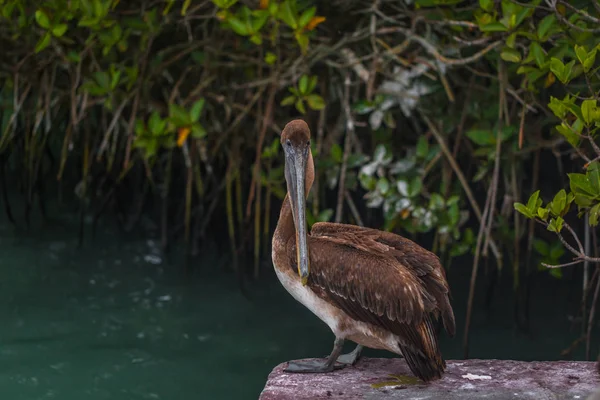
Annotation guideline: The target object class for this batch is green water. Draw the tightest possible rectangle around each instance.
[0,207,597,399]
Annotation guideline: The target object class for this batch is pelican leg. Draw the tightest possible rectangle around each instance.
[336,344,363,365]
[284,337,346,373]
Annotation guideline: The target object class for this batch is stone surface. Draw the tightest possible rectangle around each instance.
[259,358,600,399]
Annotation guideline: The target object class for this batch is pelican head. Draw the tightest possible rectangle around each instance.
[281,119,311,285]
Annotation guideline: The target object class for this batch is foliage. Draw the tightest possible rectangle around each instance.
[0,0,600,324]
[2,0,600,363]
[358,143,474,258]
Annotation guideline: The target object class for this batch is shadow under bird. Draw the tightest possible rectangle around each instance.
[271,119,456,382]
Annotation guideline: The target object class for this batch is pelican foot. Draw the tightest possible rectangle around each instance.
[284,359,345,373]
[336,344,363,366]
[285,337,346,373]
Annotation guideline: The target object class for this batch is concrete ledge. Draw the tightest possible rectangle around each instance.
[260,358,600,399]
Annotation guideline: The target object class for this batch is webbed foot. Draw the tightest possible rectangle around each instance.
[336,344,363,365]
[284,337,346,373]
[284,359,345,373]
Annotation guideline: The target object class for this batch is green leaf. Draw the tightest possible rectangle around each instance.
[588,162,600,196]
[537,206,549,221]
[563,98,583,121]
[307,76,318,94]
[135,119,145,136]
[514,7,532,28]
[298,6,316,28]
[479,0,494,12]
[35,9,51,29]
[568,172,597,197]
[93,0,104,17]
[548,96,567,119]
[212,0,238,9]
[448,202,459,225]
[148,111,162,135]
[34,32,52,53]
[575,45,588,67]
[228,16,249,35]
[562,60,576,84]
[549,242,565,260]
[249,34,262,45]
[480,21,508,32]
[281,95,296,106]
[181,0,191,15]
[264,52,277,65]
[466,129,495,146]
[252,9,270,31]
[589,203,600,226]
[549,267,563,279]
[330,143,342,163]
[430,193,444,210]
[584,50,597,73]
[549,58,565,82]
[52,23,68,37]
[581,99,597,125]
[547,217,564,233]
[505,32,517,49]
[296,32,309,53]
[305,94,325,110]
[537,14,556,40]
[377,177,390,194]
[530,42,545,68]
[317,208,334,222]
[190,99,205,121]
[298,75,309,94]
[526,190,541,213]
[267,2,279,16]
[111,24,122,41]
[67,51,81,63]
[279,0,298,29]
[550,189,567,216]
[133,137,148,149]
[574,193,594,208]
[353,100,374,115]
[295,98,306,114]
[93,71,109,90]
[549,58,575,84]
[447,196,459,207]
[359,173,376,191]
[169,103,190,126]
[500,47,521,63]
[517,65,538,75]
[408,177,422,197]
[416,136,429,158]
[191,123,206,138]
[533,239,549,256]
[110,70,121,90]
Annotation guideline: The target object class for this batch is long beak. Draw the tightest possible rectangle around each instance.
[285,150,310,285]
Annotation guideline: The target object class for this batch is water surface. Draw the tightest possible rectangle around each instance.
[0,208,596,399]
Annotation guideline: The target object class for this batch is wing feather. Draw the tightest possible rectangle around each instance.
[286,227,451,381]
[311,222,456,337]
[306,237,429,325]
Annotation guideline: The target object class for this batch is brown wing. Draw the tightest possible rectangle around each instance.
[312,222,456,337]
[287,222,456,382]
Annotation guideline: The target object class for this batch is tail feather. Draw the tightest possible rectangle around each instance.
[399,317,446,382]
[400,344,446,382]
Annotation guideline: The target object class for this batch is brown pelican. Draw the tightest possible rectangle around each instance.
[271,119,456,382]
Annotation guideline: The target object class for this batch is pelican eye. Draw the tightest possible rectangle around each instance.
[286,140,292,147]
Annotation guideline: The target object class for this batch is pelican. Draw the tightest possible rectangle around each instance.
[271,119,456,382]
